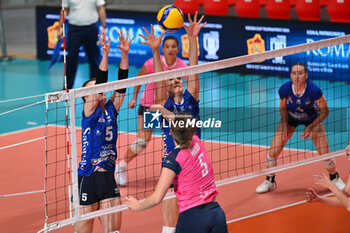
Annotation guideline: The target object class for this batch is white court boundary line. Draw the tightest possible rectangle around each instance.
[0,136,45,150]
[0,100,46,116]
[0,94,45,104]
[0,190,45,198]
[227,193,334,224]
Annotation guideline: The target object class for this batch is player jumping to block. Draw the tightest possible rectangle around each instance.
[134,12,206,233]
[75,30,133,233]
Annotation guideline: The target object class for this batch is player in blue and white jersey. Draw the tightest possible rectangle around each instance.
[256,62,345,194]
[75,30,133,233]
[139,12,206,233]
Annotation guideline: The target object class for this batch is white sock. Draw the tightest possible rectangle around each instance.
[162,226,175,233]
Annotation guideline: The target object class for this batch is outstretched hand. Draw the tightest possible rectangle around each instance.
[139,24,165,51]
[98,31,111,55]
[300,126,312,139]
[124,196,142,211]
[117,30,134,53]
[305,188,320,202]
[313,173,332,189]
[184,11,207,37]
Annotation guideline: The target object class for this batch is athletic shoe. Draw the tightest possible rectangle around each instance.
[115,163,127,187]
[256,179,276,194]
[331,177,346,191]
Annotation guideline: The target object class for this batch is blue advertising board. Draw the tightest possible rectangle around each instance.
[36,6,350,81]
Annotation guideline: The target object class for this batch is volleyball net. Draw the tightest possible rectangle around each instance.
[41,34,350,231]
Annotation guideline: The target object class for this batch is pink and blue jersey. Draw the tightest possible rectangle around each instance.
[78,100,119,176]
[162,135,218,213]
[140,56,188,107]
[279,80,322,123]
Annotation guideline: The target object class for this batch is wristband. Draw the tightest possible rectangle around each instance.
[96,68,108,84]
[116,68,128,93]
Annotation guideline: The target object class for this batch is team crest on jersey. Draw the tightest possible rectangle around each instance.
[296,99,301,105]
[98,117,105,123]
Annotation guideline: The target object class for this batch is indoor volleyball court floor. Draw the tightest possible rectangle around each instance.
[1,58,350,232]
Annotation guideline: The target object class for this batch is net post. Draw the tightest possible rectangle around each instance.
[0,1,15,62]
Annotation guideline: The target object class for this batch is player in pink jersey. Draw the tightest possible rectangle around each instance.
[125,113,228,233]
[115,36,188,187]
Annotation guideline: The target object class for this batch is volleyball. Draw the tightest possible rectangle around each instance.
[157,5,184,33]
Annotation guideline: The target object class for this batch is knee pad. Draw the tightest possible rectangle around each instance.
[130,138,147,153]
[266,154,277,168]
[324,158,336,169]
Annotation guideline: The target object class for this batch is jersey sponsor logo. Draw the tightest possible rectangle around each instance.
[80,127,92,170]
[200,183,216,199]
[91,150,115,165]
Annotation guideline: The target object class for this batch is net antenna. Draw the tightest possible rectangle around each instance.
[0,0,15,62]
[40,34,350,232]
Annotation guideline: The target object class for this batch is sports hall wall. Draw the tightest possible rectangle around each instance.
[1,1,350,81]
[35,6,350,82]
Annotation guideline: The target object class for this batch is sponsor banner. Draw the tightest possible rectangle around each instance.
[36,6,350,81]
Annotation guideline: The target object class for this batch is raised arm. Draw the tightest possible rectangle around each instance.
[183,12,207,101]
[83,32,110,117]
[139,25,166,105]
[110,31,134,111]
